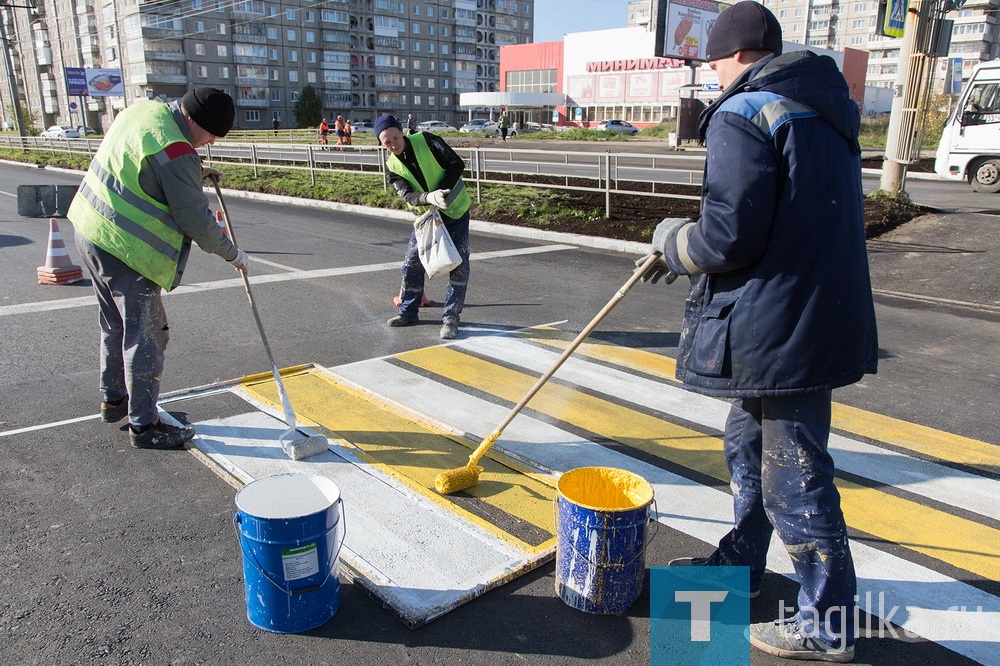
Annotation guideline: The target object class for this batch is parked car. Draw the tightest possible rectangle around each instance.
[460,119,499,134]
[596,119,639,135]
[76,126,98,136]
[40,125,80,139]
[417,120,457,133]
[351,122,374,134]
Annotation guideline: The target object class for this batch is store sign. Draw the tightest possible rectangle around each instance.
[586,57,684,73]
[655,0,730,62]
[65,68,88,96]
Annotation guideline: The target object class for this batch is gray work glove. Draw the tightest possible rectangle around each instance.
[635,254,677,285]
[202,166,224,186]
[229,249,250,274]
[424,188,450,209]
[651,217,694,255]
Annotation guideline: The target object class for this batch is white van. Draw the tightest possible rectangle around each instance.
[934,61,1000,192]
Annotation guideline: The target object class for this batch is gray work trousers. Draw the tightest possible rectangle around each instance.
[76,234,169,428]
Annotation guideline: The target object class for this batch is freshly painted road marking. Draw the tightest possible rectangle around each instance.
[333,347,999,664]
[522,328,1000,473]
[394,345,1000,581]
[0,244,576,318]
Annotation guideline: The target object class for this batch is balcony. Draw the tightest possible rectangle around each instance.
[232,33,267,44]
[234,55,268,65]
[145,50,186,61]
[141,26,183,39]
[236,76,268,85]
[145,73,188,84]
[235,97,270,108]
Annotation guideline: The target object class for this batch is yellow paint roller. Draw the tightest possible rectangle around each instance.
[434,252,667,494]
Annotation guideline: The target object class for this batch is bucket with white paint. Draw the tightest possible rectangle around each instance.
[234,473,344,633]
[554,466,654,614]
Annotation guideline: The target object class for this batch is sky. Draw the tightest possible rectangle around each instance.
[532,0,632,43]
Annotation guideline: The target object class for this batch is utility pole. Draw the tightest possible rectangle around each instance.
[0,3,26,136]
[880,0,941,195]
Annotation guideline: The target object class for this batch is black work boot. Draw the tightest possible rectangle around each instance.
[387,314,419,327]
[130,421,195,449]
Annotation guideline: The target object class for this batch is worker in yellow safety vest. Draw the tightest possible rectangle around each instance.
[68,87,249,450]
[375,113,471,340]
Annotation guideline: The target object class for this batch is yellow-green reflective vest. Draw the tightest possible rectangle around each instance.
[386,132,471,219]
[68,100,193,291]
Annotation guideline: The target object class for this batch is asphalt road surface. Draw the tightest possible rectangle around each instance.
[0,160,996,665]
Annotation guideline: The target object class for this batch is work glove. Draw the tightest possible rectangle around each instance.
[229,249,250,274]
[651,217,694,255]
[202,167,224,186]
[635,254,677,285]
[424,188,450,210]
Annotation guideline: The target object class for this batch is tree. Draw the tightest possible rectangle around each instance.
[4,104,39,135]
[294,85,323,129]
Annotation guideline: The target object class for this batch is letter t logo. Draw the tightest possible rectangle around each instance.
[674,590,729,641]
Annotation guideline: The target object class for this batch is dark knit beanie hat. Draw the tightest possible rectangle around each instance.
[705,2,783,62]
[374,113,403,139]
[181,87,235,137]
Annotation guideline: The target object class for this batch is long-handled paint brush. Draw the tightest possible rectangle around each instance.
[211,176,328,460]
[434,253,665,494]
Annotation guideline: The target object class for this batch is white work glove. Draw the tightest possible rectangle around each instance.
[202,166,224,186]
[635,254,677,285]
[424,188,450,210]
[229,249,250,274]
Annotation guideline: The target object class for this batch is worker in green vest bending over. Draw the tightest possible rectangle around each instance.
[375,113,471,340]
[68,87,249,449]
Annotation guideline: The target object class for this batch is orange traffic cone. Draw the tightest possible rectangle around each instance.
[37,218,83,285]
[393,290,431,307]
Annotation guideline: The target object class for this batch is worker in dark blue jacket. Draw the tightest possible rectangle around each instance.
[640,3,877,662]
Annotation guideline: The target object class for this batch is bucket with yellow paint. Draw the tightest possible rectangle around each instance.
[554,466,655,614]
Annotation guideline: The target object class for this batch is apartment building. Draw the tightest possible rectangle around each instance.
[625,0,997,90]
[0,0,533,134]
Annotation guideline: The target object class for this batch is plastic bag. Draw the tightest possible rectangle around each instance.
[414,207,462,279]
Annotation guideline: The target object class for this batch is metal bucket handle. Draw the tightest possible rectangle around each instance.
[233,497,346,596]
[553,497,659,569]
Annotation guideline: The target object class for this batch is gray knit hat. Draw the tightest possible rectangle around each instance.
[705,2,783,62]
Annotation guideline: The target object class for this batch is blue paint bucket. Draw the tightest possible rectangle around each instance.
[554,466,655,614]
[234,473,345,633]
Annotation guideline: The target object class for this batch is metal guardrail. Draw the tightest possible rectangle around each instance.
[2,135,703,218]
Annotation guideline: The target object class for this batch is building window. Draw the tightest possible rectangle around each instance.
[428,77,435,88]
[246,110,260,122]
[268,27,277,39]
[271,89,281,101]
[291,91,300,102]
[308,71,317,83]
[287,29,297,41]
[413,41,421,52]
[441,44,449,55]
[413,23,420,34]
[217,23,227,35]
[289,71,299,82]
[195,43,206,56]
[441,10,448,19]
[286,9,295,19]
[196,65,208,77]
[269,48,278,60]
[192,0,202,8]
[218,44,228,56]
[220,66,230,78]
[194,20,204,33]
[307,52,317,63]
[414,94,421,105]
[289,50,299,62]
[413,77,421,87]
[306,31,315,43]
[428,43,435,53]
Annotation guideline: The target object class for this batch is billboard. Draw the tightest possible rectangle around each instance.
[654,0,730,61]
[63,68,124,97]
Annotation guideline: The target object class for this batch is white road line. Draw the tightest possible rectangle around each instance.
[251,256,303,272]
[0,244,577,318]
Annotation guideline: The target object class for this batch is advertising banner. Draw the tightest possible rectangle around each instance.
[656,0,730,62]
[65,68,125,97]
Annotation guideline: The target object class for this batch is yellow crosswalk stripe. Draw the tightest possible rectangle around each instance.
[518,328,1000,472]
[397,346,1000,581]
[240,368,557,551]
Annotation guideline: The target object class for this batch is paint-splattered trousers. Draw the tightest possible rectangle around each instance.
[76,235,169,428]
[397,210,470,324]
[708,391,857,645]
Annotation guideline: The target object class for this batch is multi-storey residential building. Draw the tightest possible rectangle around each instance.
[0,0,533,134]
[759,0,999,88]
